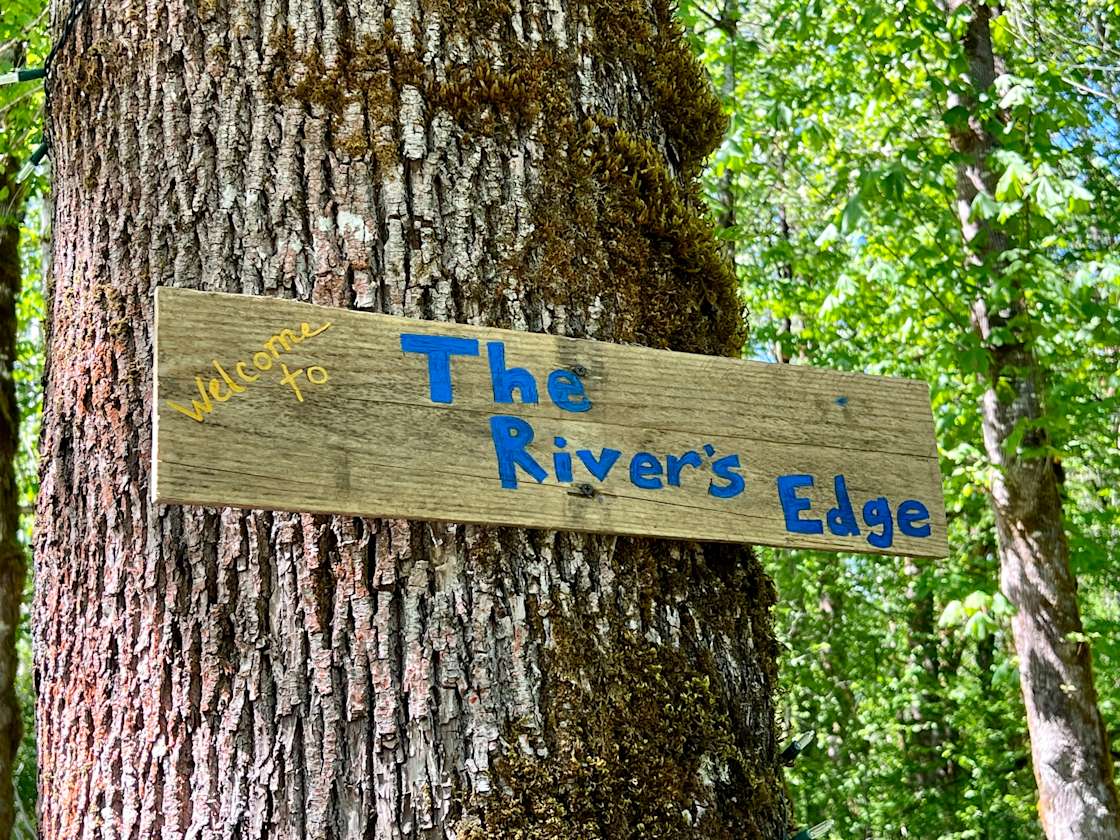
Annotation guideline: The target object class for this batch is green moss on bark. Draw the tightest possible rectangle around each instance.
[267,14,778,832]
[268,18,740,354]
[456,541,783,839]
[575,0,728,176]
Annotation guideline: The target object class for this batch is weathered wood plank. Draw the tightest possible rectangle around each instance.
[153,288,949,557]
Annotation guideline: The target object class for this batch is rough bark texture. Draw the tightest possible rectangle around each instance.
[948,3,1120,838]
[34,1,790,838]
[0,157,26,840]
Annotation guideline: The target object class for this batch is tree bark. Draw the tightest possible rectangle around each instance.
[947,3,1120,838]
[0,156,27,840]
[34,1,790,838]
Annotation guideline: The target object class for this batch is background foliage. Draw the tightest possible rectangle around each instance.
[679,0,1120,836]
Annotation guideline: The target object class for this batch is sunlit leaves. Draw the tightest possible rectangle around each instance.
[0,0,49,168]
[681,0,1120,836]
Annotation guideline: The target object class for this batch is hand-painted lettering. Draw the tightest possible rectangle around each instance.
[170,322,936,549]
[167,321,333,423]
[236,362,260,384]
[208,376,235,403]
[280,363,306,402]
[576,448,622,482]
[214,361,246,395]
[488,342,540,406]
[709,453,746,499]
[827,475,860,537]
[774,473,933,548]
[552,437,574,483]
[490,415,548,489]
[897,500,931,538]
[400,334,480,404]
[777,474,824,535]
[167,375,215,422]
[629,452,664,490]
[666,451,702,486]
[265,329,301,359]
[862,497,894,549]
[547,370,591,413]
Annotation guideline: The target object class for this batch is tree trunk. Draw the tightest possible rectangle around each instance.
[947,3,1120,837]
[900,559,955,797]
[815,582,857,768]
[0,157,27,840]
[34,1,790,838]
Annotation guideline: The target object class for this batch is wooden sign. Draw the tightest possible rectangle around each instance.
[153,288,949,558]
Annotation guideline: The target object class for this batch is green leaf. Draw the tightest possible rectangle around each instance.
[991,592,1015,618]
[997,200,1023,223]
[942,105,971,127]
[964,591,990,614]
[971,191,999,220]
[840,194,863,233]
[959,342,990,375]
[1029,173,1063,219]
[1064,180,1094,214]
[995,155,1031,200]
[939,599,966,628]
[965,612,996,641]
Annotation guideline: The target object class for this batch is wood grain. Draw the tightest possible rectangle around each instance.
[153,288,949,557]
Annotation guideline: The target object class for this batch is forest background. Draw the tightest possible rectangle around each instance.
[1,0,1118,837]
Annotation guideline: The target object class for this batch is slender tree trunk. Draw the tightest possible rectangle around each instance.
[815,583,857,768]
[947,3,1120,837]
[34,1,790,838]
[0,157,27,840]
[714,0,738,258]
[900,559,955,798]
